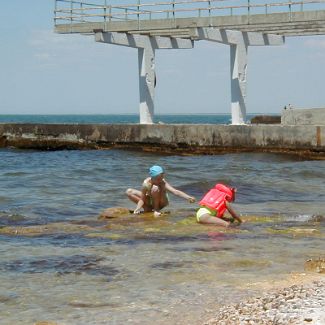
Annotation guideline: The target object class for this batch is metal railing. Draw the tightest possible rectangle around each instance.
[54,0,325,24]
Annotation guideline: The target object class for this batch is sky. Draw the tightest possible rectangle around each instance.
[0,1,325,115]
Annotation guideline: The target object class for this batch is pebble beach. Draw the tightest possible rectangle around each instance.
[205,276,324,325]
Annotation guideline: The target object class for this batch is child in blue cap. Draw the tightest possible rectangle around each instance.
[126,165,196,217]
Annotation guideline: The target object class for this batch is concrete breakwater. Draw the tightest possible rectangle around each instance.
[0,123,324,158]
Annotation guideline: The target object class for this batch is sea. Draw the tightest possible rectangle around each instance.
[0,113,240,125]
[0,114,324,324]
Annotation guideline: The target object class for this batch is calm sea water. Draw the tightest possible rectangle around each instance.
[0,117,324,324]
[0,113,258,124]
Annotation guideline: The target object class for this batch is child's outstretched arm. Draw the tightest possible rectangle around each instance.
[165,182,196,203]
[225,201,243,224]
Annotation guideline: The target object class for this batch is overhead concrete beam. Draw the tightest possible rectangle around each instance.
[95,31,193,49]
[192,28,284,46]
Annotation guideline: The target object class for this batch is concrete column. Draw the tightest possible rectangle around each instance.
[138,46,155,124]
[230,43,248,125]
[95,32,193,124]
[192,28,284,125]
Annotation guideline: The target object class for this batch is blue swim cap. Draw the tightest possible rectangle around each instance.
[149,165,164,177]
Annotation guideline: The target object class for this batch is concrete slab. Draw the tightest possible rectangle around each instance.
[0,123,324,159]
[55,10,325,37]
[281,108,325,126]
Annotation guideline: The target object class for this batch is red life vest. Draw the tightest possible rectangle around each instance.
[199,184,235,217]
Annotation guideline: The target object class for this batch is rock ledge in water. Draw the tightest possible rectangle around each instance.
[304,258,325,274]
[98,207,132,220]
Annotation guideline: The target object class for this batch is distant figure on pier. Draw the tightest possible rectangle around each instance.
[126,165,196,217]
[284,103,293,110]
[196,183,243,227]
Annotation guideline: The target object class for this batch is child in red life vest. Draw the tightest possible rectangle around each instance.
[196,183,243,227]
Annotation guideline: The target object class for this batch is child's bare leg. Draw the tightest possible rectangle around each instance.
[126,188,142,204]
[198,214,230,227]
[151,185,168,211]
[126,188,152,212]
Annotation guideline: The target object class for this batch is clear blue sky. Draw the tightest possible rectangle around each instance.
[0,1,324,115]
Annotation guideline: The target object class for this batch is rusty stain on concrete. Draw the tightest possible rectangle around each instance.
[316,126,322,147]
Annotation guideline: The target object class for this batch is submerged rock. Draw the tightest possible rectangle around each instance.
[266,227,321,236]
[304,258,325,274]
[98,207,132,220]
[309,215,324,222]
[0,222,95,236]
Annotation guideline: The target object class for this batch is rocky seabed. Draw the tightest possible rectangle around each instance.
[205,280,324,325]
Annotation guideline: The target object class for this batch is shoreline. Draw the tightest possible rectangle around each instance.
[204,273,324,325]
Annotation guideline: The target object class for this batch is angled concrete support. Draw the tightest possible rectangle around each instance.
[95,31,193,124]
[138,46,155,124]
[193,28,284,124]
[230,43,248,125]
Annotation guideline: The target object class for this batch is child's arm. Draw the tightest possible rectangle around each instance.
[134,200,144,214]
[133,188,147,214]
[225,201,243,224]
[165,181,195,203]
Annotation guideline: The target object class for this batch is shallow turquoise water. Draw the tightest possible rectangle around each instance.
[0,149,324,324]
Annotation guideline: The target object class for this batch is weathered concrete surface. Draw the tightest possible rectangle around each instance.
[0,123,324,158]
[281,108,325,126]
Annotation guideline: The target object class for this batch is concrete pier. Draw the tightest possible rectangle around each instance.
[53,3,325,125]
[1,123,324,159]
[282,107,325,126]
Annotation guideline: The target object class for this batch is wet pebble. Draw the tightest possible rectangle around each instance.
[204,280,325,325]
